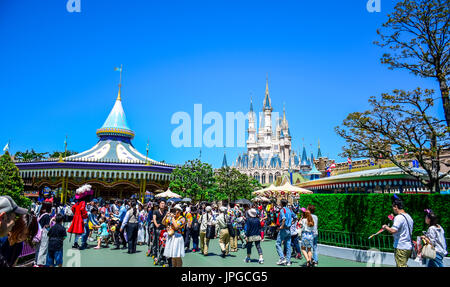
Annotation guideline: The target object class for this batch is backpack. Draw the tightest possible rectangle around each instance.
[192,215,200,233]
[33,213,49,244]
[276,208,287,227]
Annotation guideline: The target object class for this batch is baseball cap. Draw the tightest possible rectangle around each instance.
[0,196,28,215]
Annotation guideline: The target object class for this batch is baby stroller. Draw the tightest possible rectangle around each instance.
[153,229,169,267]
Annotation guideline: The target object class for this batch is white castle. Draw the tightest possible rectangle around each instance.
[232,78,321,184]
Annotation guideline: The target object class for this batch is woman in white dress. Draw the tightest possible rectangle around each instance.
[137,204,146,245]
[163,204,186,267]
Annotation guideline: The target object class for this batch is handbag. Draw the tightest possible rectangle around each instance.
[206,224,215,239]
[401,214,417,259]
[421,243,436,259]
[205,214,215,239]
[247,235,261,242]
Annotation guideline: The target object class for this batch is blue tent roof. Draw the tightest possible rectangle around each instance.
[96,95,135,139]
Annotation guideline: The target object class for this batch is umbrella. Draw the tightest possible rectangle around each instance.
[168,198,182,203]
[272,182,313,195]
[155,188,181,198]
[252,184,276,196]
[235,198,252,206]
[181,198,192,203]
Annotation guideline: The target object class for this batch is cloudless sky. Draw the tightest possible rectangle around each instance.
[0,0,444,168]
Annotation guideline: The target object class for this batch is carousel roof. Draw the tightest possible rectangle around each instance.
[66,92,167,166]
[96,94,135,139]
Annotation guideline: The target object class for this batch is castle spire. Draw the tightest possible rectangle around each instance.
[317,139,323,158]
[263,74,272,111]
[222,150,228,168]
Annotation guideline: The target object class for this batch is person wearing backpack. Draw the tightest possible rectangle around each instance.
[199,206,214,256]
[216,206,231,258]
[34,201,53,267]
[190,207,200,252]
[275,200,293,266]
[382,195,415,267]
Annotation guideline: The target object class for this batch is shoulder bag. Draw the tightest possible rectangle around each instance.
[401,214,417,259]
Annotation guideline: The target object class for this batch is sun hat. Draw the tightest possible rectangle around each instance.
[300,207,307,213]
[248,208,257,218]
[174,204,183,211]
[205,206,212,212]
[219,206,227,212]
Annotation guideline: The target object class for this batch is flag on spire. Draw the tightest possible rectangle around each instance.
[3,142,9,152]
[348,157,352,170]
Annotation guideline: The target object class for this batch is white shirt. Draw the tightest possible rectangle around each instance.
[426,225,448,256]
[391,213,413,250]
[311,214,318,237]
[301,218,315,233]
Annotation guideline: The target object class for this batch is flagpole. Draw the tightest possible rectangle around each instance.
[64,135,67,159]
[145,139,150,166]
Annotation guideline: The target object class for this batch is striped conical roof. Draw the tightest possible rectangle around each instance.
[96,94,135,139]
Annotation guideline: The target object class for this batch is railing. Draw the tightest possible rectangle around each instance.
[318,229,450,257]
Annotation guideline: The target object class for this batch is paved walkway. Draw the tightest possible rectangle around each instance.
[61,235,377,267]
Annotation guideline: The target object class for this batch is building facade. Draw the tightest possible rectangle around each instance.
[234,78,320,184]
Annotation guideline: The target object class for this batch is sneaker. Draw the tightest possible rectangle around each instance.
[245,257,251,263]
[258,258,264,264]
[94,246,100,249]
[285,261,292,266]
[276,259,286,265]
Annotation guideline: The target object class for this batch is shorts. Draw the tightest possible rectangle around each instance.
[394,249,412,267]
[47,249,63,266]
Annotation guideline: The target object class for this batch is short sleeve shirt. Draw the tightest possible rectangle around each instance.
[391,213,413,250]
[280,208,292,228]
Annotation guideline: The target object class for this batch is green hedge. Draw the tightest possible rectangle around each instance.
[298,194,450,237]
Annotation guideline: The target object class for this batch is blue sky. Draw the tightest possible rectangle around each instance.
[0,0,444,168]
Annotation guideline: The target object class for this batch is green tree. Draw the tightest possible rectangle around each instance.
[14,149,48,162]
[375,0,450,126]
[169,159,215,202]
[48,150,78,158]
[215,167,261,201]
[336,88,450,193]
[0,152,31,208]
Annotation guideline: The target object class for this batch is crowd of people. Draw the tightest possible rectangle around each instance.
[0,191,447,267]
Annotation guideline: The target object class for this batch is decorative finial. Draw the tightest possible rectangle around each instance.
[114,64,123,101]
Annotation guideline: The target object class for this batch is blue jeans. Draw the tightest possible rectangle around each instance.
[427,253,444,267]
[46,249,63,266]
[276,229,291,262]
[81,222,90,247]
[312,235,318,263]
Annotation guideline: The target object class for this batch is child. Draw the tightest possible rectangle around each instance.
[94,217,109,249]
[46,214,67,267]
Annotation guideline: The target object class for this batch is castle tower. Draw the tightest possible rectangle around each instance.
[247,97,257,153]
